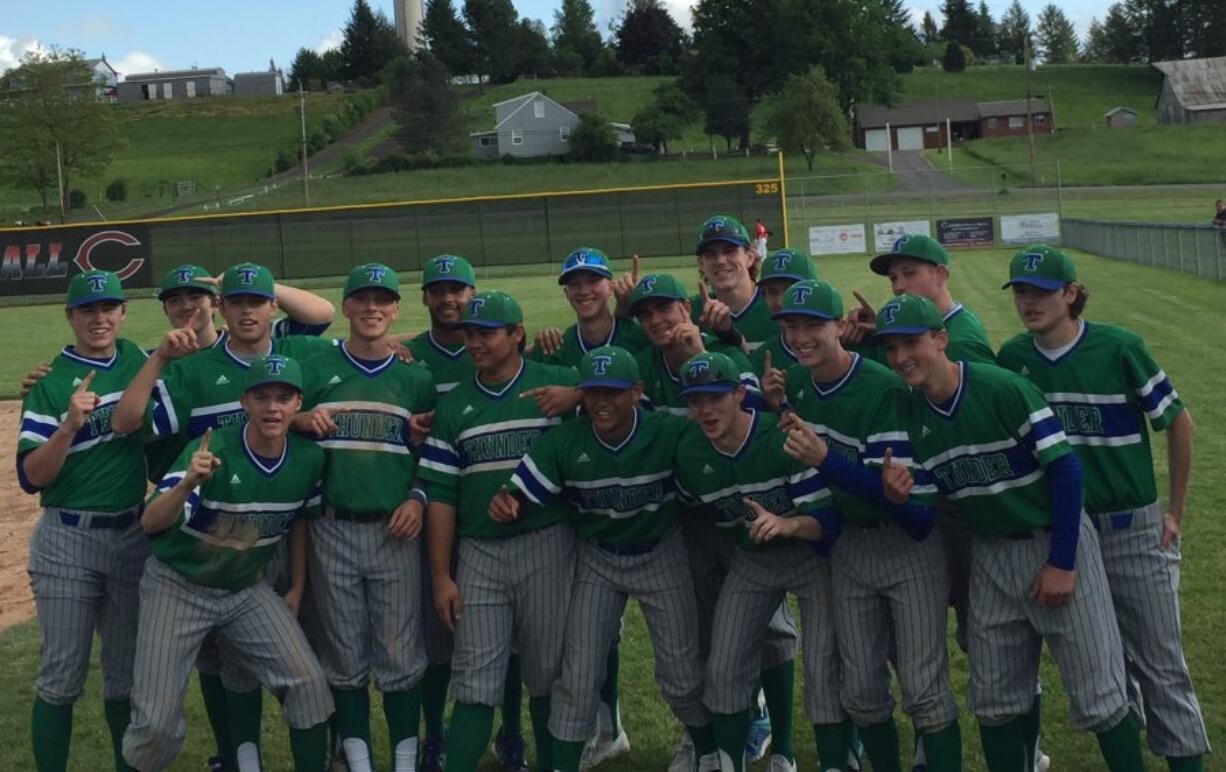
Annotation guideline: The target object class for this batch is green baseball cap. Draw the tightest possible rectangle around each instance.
[243,354,303,392]
[627,273,688,315]
[461,290,523,328]
[577,345,640,390]
[221,262,276,300]
[696,215,750,255]
[759,248,818,284]
[422,254,476,289]
[679,352,743,397]
[558,247,613,284]
[344,262,401,299]
[158,264,217,300]
[772,279,844,320]
[1002,245,1077,291]
[66,270,124,308]
[873,294,944,338]
[869,233,948,276]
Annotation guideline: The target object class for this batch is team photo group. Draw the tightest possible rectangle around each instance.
[16,213,1209,772]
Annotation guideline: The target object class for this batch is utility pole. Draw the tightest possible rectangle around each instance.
[299,83,310,206]
[55,139,66,223]
[1024,36,1036,181]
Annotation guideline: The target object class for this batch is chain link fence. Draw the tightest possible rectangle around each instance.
[1062,219,1226,281]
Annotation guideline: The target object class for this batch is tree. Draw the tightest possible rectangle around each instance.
[615,0,687,74]
[943,39,968,71]
[1082,17,1108,61]
[1036,3,1080,62]
[420,0,474,76]
[464,0,520,83]
[921,11,940,43]
[881,0,925,73]
[1185,0,1226,57]
[288,48,333,91]
[569,113,619,161]
[699,72,751,151]
[552,0,603,73]
[941,0,977,47]
[385,52,467,156]
[1099,3,1142,62]
[998,0,1033,63]
[512,19,553,78]
[339,0,407,83]
[631,81,698,153]
[972,1,998,57]
[1124,0,1184,62]
[760,65,849,171]
[0,50,122,218]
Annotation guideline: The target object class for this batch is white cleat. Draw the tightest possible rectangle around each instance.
[668,732,696,772]
[697,751,722,772]
[1035,750,1051,772]
[579,729,630,769]
[766,754,798,772]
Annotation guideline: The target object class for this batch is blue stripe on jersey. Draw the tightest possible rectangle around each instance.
[511,460,557,506]
[419,438,460,471]
[927,440,1040,497]
[1137,372,1177,417]
[16,450,40,494]
[186,408,246,439]
[19,414,57,441]
[1022,413,1066,451]
[562,475,676,518]
[863,431,911,465]
[787,469,829,502]
[1045,399,1143,444]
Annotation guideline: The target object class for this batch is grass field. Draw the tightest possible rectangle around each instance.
[1,248,1222,770]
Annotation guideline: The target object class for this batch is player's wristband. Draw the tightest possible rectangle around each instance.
[407,487,429,508]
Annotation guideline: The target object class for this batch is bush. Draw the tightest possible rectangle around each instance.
[943,41,968,72]
[273,149,296,174]
[67,189,87,209]
[321,114,345,142]
[342,149,374,176]
[104,179,127,202]
[569,114,619,162]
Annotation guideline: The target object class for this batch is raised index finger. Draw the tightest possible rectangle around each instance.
[630,254,640,281]
[74,370,96,392]
[198,427,213,453]
[852,290,873,310]
[763,350,773,373]
[883,446,893,469]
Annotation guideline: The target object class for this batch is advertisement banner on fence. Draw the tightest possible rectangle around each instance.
[1000,213,1061,245]
[872,220,931,252]
[0,225,153,298]
[809,224,867,256]
[937,217,995,247]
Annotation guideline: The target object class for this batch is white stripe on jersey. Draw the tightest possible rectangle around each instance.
[456,417,559,443]
[945,468,1044,500]
[315,400,414,420]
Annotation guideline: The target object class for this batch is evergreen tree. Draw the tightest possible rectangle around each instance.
[1082,17,1108,61]
[943,39,968,71]
[420,0,474,76]
[339,0,407,83]
[1036,3,1080,62]
[386,52,466,155]
[973,0,998,57]
[288,48,330,91]
[1185,0,1226,56]
[1101,2,1142,61]
[998,0,1033,63]
[1124,0,1184,62]
[615,0,687,74]
[921,11,940,43]
[552,0,604,72]
[464,0,520,82]
[941,0,978,47]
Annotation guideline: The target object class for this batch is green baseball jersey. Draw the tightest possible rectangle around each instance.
[300,342,437,514]
[144,332,227,483]
[525,316,650,368]
[690,288,778,352]
[637,335,761,415]
[407,330,474,395]
[148,426,323,591]
[18,339,154,511]
[508,409,686,545]
[904,361,1074,536]
[418,358,579,539]
[785,354,914,525]
[673,410,836,551]
[997,320,1183,514]
[750,334,799,376]
[856,302,996,367]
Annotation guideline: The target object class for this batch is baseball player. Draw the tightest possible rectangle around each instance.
[858,294,1146,772]
[692,215,778,352]
[417,291,579,772]
[18,270,153,772]
[672,352,844,772]
[121,355,334,772]
[997,246,1209,771]
[749,248,818,378]
[290,264,438,772]
[404,255,531,771]
[492,345,719,772]
[768,280,962,772]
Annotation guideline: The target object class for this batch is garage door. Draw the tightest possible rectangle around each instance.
[897,127,924,150]
[864,129,888,152]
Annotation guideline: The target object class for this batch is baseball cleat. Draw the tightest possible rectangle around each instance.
[767,754,798,772]
[668,731,695,772]
[697,751,722,772]
[493,731,528,771]
[580,728,630,769]
[419,736,445,772]
[1035,750,1051,772]
[745,709,772,762]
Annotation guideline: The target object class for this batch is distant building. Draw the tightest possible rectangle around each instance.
[0,54,117,101]
[470,91,635,160]
[1104,106,1137,129]
[118,67,231,101]
[1152,56,1226,125]
[75,56,119,101]
[234,68,284,97]
[854,97,1053,151]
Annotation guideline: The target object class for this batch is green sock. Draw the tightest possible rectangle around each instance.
[500,656,524,737]
[384,686,422,748]
[31,697,72,772]
[687,723,717,757]
[551,738,584,772]
[813,720,853,772]
[858,718,901,772]
[1095,712,1145,772]
[1167,755,1205,772]
[713,711,752,772]
[528,695,553,772]
[921,720,962,772]
[599,643,621,735]
[289,721,328,772]
[198,672,234,765]
[1021,694,1041,771]
[421,664,451,740]
[103,698,136,772]
[760,660,795,760]
[979,718,1026,772]
[446,702,494,772]
[226,688,264,764]
[332,687,371,753]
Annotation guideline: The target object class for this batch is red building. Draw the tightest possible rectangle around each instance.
[855,98,1054,152]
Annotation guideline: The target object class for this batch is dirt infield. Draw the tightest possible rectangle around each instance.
[0,401,40,630]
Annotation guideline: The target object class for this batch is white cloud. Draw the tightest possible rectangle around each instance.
[0,35,46,75]
[662,0,693,29]
[315,30,344,54]
[113,51,164,78]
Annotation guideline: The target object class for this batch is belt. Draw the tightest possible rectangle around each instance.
[1003,526,1051,541]
[1089,511,1135,533]
[596,540,657,557]
[51,505,141,530]
[324,505,385,523]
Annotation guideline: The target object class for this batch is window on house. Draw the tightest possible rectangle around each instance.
[559,126,571,141]
[185,80,196,98]
[480,136,496,146]
[1009,116,1025,129]
[1034,114,1047,125]
[986,118,998,129]
[511,129,523,145]
[534,100,545,118]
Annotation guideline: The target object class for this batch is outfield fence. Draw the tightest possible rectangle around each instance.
[1062,219,1226,281]
[0,178,784,298]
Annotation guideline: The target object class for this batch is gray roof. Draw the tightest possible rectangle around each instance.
[124,67,228,82]
[1153,56,1226,111]
[1104,106,1136,117]
[978,98,1051,118]
[856,99,979,129]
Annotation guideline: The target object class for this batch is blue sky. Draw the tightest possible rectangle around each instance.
[3,0,1108,78]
